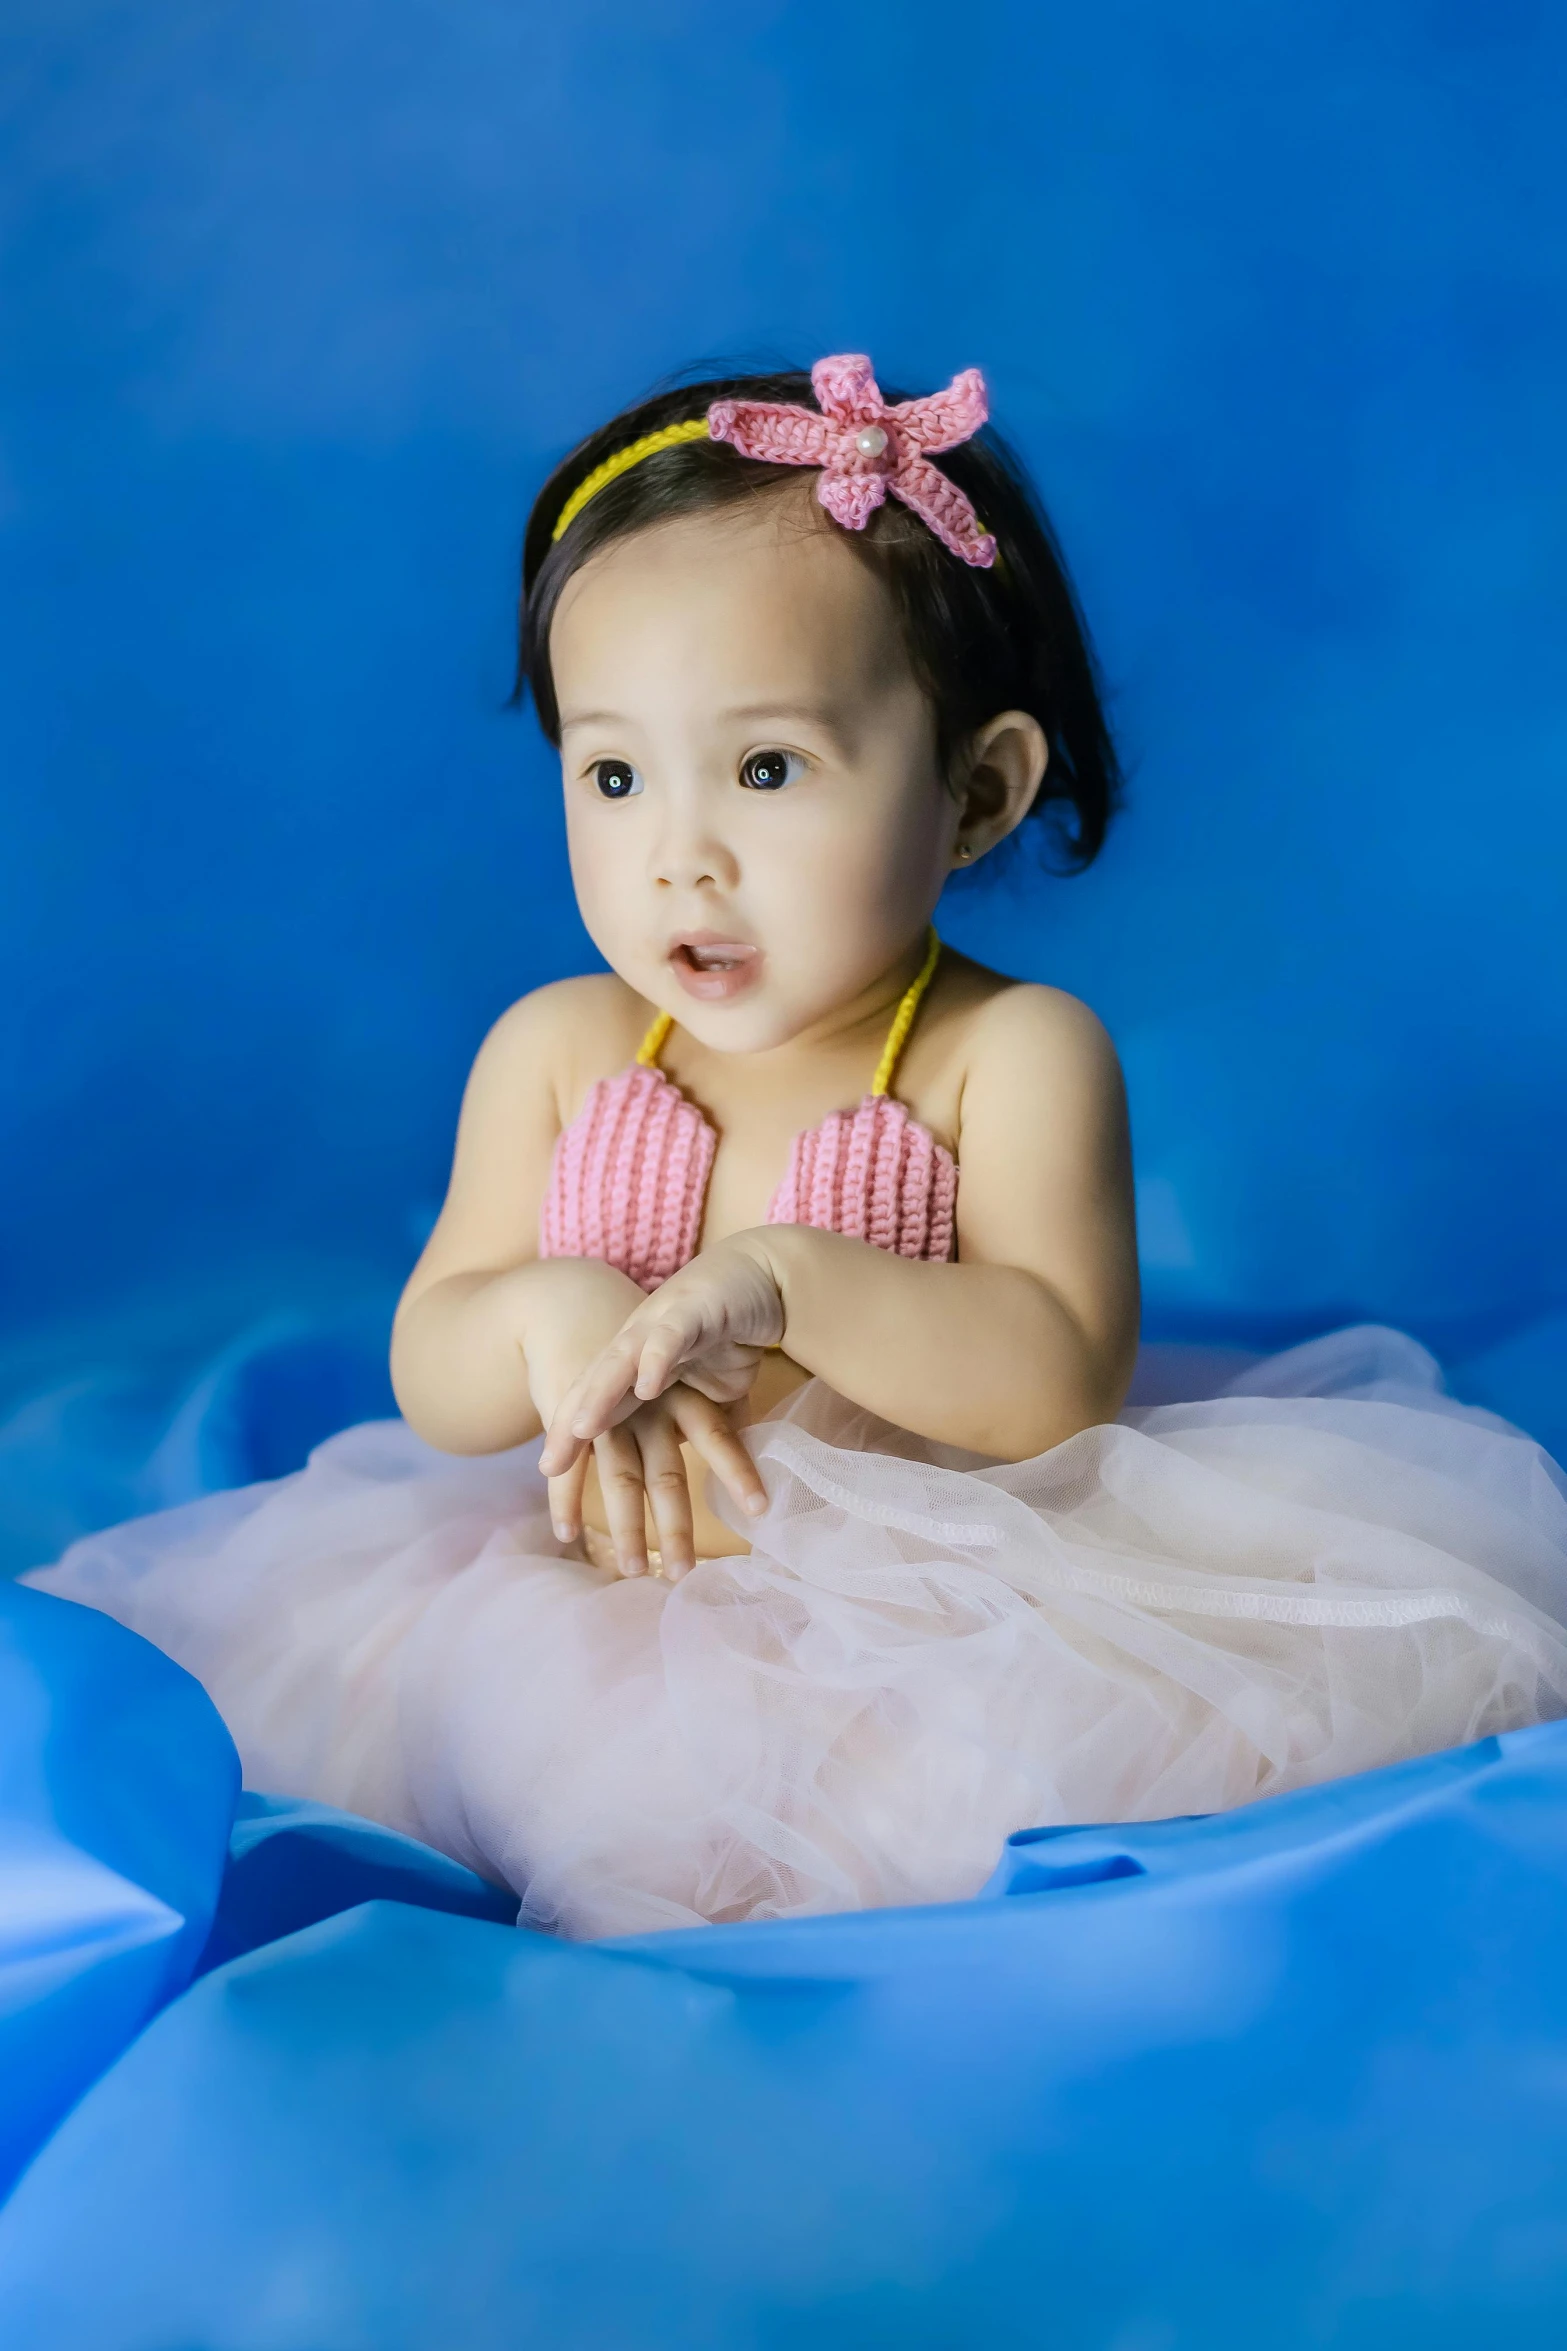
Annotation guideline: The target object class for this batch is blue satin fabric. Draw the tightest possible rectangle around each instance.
[1,1580,1565,2350]
[0,1584,515,2204]
[0,1584,237,2201]
[201,1791,518,1971]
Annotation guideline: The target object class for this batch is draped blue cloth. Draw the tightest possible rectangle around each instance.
[0,1585,236,2203]
[3,1568,1567,2347]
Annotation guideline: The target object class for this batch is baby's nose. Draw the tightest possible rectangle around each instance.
[650,811,738,892]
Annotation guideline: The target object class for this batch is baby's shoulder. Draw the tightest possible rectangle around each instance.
[464,971,654,1125]
[940,958,1120,1087]
[931,965,1126,1156]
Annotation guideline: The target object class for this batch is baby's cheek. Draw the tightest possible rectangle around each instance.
[562,815,653,974]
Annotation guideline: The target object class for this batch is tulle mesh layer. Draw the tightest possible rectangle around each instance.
[27,1328,1567,1938]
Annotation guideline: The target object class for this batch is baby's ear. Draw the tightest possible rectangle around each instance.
[954,711,1049,861]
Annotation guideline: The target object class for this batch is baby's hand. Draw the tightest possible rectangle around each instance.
[542,1236,784,1455]
[539,1238,784,1575]
[545,1382,765,1582]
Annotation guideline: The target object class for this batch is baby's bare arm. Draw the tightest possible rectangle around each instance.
[393,1256,647,1454]
[390,979,649,1452]
[389,981,765,1580]
[761,985,1139,1454]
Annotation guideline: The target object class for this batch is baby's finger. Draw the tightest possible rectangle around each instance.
[539,1365,597,1475]
[539,1402,589,1480]
[595,1425,651,1578]
[540,1343,639,1473]
[631,1306,709,1402]
[566,1333,655,1444]
[547,1451,589,1546]
[670,1389,769,1522]
[637,1415,697,1583]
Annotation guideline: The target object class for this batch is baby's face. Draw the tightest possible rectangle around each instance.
[549,485,960,1053]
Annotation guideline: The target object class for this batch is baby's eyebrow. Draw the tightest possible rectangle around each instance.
[558,708,634,733]
[557,701,859,746]
[717,701,857,744]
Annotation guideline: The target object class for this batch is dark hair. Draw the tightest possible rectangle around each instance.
[518,367,1121,871]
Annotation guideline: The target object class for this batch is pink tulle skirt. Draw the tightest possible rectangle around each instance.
[27,1327,1567,1937]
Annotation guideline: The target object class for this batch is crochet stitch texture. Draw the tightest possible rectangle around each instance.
[708,354,997,568]
[539,1062,716,1292]
[539,1073,956,1287]
[539,935,957,1286]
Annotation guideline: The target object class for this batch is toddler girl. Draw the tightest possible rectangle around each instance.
[32,356,1567,1936]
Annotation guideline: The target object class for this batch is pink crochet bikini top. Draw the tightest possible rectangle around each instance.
[539,932,957,1288]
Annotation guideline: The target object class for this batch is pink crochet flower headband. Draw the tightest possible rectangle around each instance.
[551,354,997,567]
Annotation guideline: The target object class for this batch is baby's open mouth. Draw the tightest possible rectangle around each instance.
[668,935,762,1000]
[674,941,754,972]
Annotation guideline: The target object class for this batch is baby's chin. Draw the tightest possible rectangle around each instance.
[655,992,815,1056]
[603,926,905,1055]
[631,956,835,1057]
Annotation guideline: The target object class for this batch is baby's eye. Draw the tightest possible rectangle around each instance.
[592,759,643,801]
[739,748,806,792]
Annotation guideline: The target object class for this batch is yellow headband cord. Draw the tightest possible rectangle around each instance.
[548,397,998,571]
[551,418,712,543]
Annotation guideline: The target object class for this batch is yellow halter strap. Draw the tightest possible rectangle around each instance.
[870,928,942,1097]
[634,929,942,1098]
[634,1010,674,1068]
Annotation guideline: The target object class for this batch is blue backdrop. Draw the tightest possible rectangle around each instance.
[3,2,1566,1511]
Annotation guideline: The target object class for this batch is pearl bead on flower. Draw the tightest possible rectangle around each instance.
[854,425,888,458]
